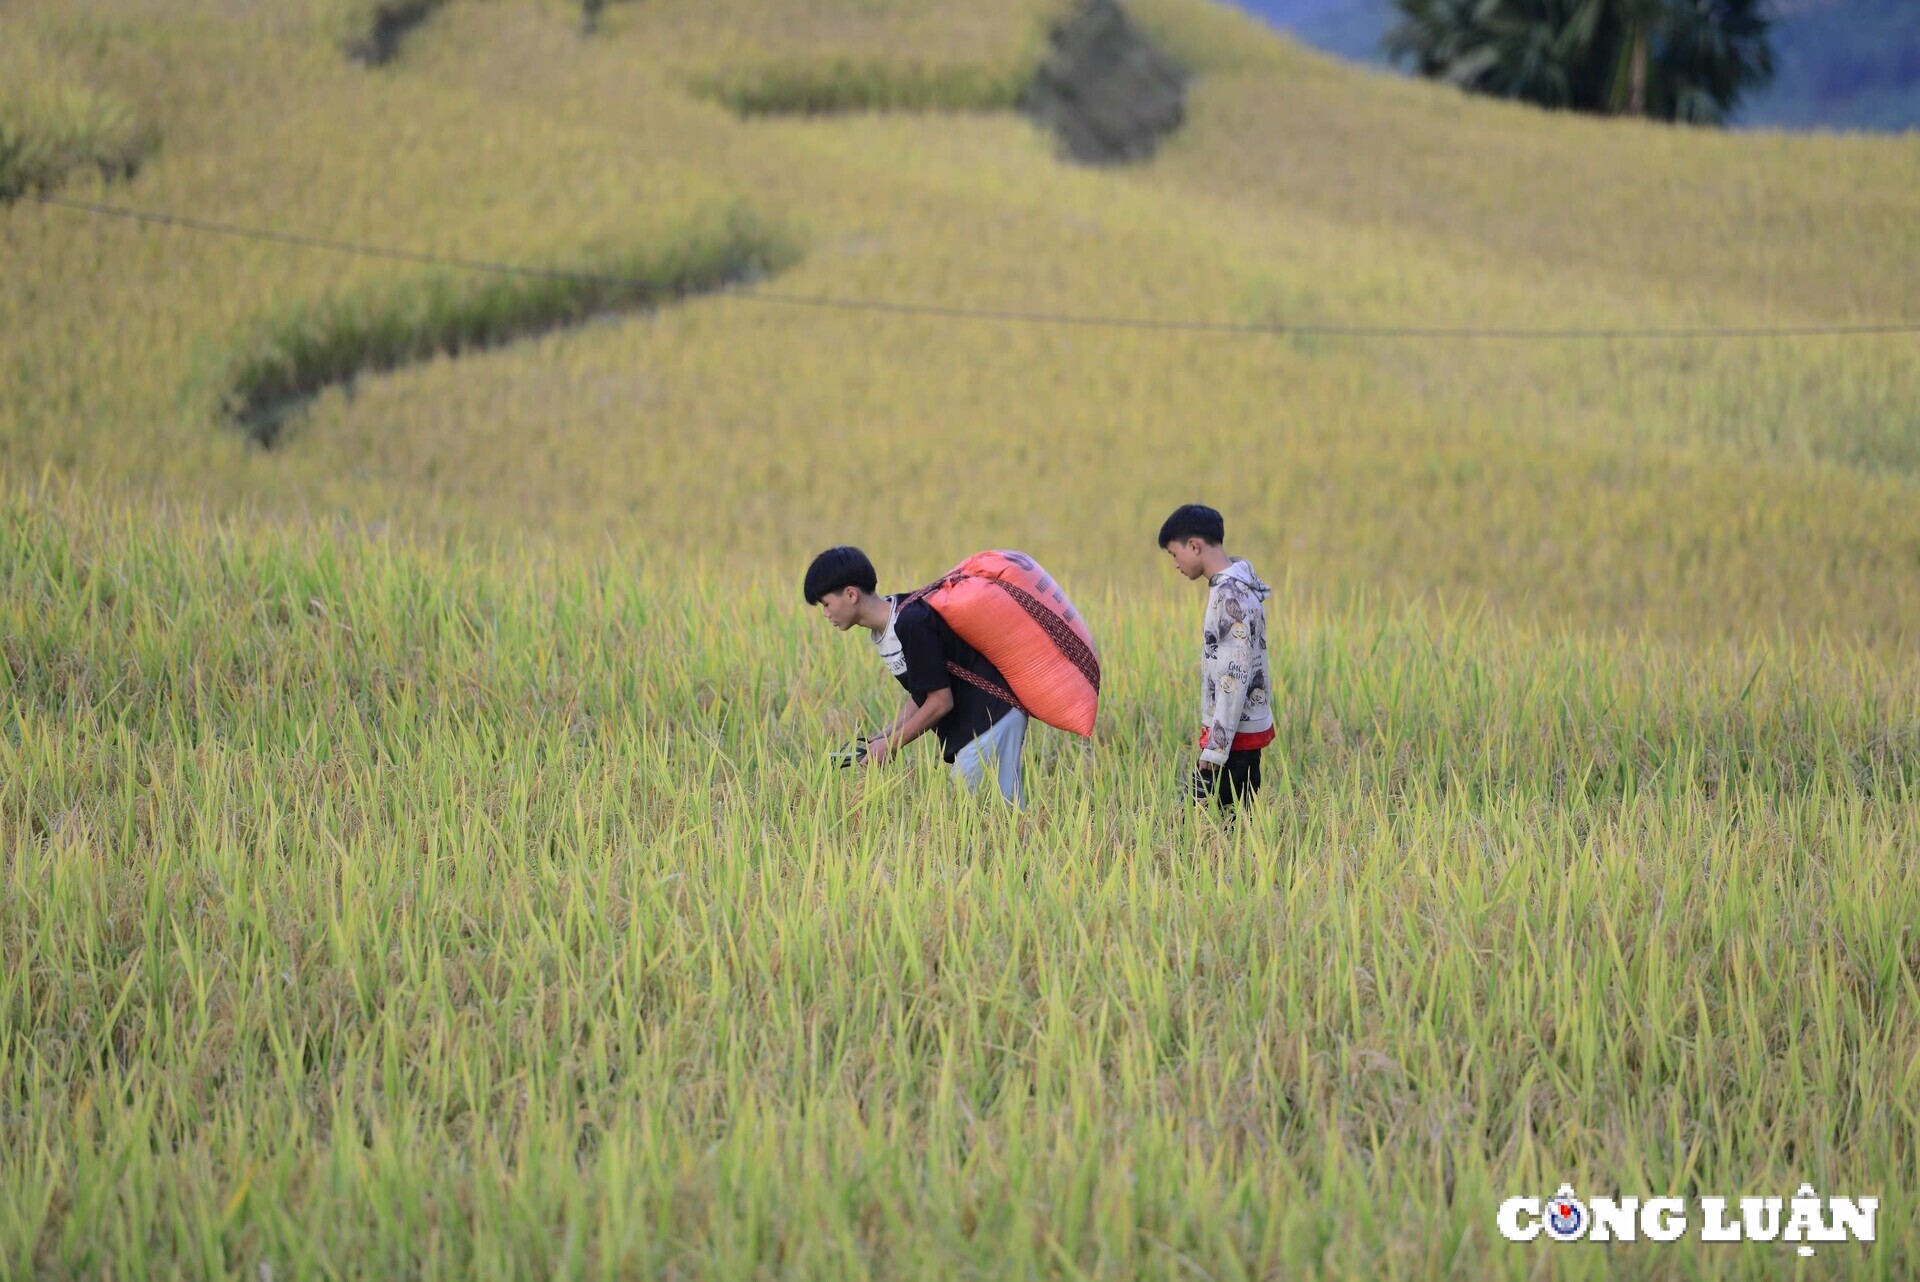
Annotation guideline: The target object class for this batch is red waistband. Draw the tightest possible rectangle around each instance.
[1199,724,1274,752]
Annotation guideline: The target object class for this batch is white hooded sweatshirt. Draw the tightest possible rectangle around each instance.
[1198,558,1273,766]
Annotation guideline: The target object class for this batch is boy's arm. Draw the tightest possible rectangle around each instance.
[870,689,954,764]
[860,697,916,763]
[1199,592,1257,768]
[869,607,955,765]
[884,696,918,736]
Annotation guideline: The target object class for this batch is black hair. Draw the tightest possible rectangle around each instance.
[1158,504,1225,547]
[803,546,878,603]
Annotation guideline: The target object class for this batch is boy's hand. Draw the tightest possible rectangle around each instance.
[1197,759,1219,772]
[866,734,894,767]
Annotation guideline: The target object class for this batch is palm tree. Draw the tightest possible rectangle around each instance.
[1384,0,1493,83]
[1386,0,1614,110]
[1472,0,1613,109]
[1385,0,1773,124]
[1643,0,1775,123]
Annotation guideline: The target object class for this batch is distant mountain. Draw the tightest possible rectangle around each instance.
[1225,0,1396,65]
[1221,0,1920,131]
[1752,0,1920,129]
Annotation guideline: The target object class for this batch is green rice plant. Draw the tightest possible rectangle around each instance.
[217,204,799,446]
[1,481,1916,1280]
[0,33,152,202]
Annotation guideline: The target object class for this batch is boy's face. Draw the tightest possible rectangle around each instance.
[817,586,862,630]
[1164,537,1210,581]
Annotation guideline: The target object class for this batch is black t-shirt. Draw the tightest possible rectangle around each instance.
[888,597,1017,763]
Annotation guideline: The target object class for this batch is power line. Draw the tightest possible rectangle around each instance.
[27,191,1920,341]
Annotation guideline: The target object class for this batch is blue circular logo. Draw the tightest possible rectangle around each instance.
[1543,1186,1588,1242]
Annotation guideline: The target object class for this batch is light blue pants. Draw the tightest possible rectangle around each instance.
[953,710,1028,807]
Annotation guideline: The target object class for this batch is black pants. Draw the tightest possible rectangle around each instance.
[1195,749,1262,811]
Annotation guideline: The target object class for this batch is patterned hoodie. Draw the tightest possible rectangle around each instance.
[1198,558,1274,766]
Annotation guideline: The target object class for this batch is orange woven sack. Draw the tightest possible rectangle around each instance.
[906,551,1101,737]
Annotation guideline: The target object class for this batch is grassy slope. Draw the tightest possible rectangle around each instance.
[0,23,152,200]
[0,0,1915,644]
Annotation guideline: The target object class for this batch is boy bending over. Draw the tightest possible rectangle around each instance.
[805,546,1029,806]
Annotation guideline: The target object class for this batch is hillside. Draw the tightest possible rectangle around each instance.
[2,0,1917,646]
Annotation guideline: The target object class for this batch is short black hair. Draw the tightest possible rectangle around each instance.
[803,546,878,603]
[1158,504,1224,547]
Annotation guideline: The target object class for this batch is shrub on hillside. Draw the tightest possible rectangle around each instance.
[1022,0,1189,164]
[339,0,450,67]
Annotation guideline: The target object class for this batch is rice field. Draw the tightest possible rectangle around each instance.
[4,485,1917,1280]
[2,0,1919,1277]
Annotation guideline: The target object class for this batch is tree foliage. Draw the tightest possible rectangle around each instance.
[1386,0,1774,124]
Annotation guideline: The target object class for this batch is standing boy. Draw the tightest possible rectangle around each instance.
[804,546,1029,806]
[1158,504,1273,812]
